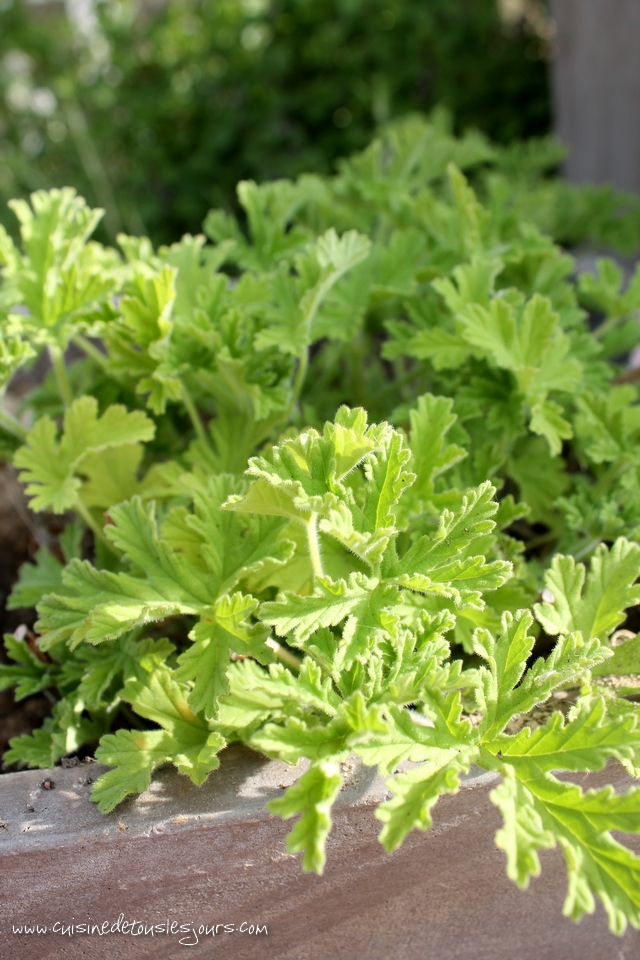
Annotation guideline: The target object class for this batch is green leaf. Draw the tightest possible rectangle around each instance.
[473,610,611,739]
[407,393,466,502]
[529,399,573,456]
[267,760,343,873]
[488,697,640,773]
[14,397,155,513]
[254,229,371,355]
[8,547,63,610]
[92,669,225,812]
[2,188,117,347]
[261,573,398,668]
[175,593,271,719]
[490,767,555,887]
[376,756,466,852]
[534,539,640,641]
[515,769,640,933]
[0,633,55,699]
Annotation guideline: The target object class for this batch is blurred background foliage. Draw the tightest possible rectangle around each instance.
[0,0,554,244]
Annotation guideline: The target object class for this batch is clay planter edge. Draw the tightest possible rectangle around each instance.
[0,745,638,960]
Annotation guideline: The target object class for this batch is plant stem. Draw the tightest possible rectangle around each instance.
[0,404,26,441]
[74,497,119,556]
[593,312,627,342]
[572,537,602,562]
[181,381,210,448]
[593,458,627,497]
[73,334,109,371]
[306,514,325,578]
[266,638,301,671]
[49,345,73,408]
[292,347,309,412]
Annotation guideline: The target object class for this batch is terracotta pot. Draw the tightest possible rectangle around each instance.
[1,747,638,959]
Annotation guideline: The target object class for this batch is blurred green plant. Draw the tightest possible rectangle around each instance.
[0,0,552,244]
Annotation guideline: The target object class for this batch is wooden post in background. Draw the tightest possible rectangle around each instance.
[551,0,640,193]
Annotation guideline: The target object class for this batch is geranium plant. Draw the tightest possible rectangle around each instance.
[1,115,640,933]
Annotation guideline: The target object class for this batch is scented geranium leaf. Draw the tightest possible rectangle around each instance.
[73,633,176,708]
[529,400,573,457]
[0,633,56,699]
[407,393,466,502]
[183,474,295,593]
[573,388,640,464]
[36,554,197,650]
[267,760,343,873]
[92,668,226,812]
[390,481,511,608]
[508,436,569,523]
[0,333,34,392]
[488,698,640,773]
[8,547,63,610]
[578,258,640,319]
[534,538,640,641]
[218,658,340,732]
[226,406,383,518]
[14,397,155,513]
[3,724,60,769]
[175,593,271,720]
[432,257,501,315]
[2,188,118,347]
[349,703,461,776]
[37,490,281,649]
[398,481,500,565]
[254,229,370,354]
[593,634,640,678]
[393,555,511,610]
[317,502,393,567]
[490,768,555,887]
[516,768,640,933]
[376,756,467,852]
[360,427,414,533]
[251,715,350,765]
[102,264,182,414]
[92,729,176,812]
[313,257,372,342]
[473,611,610,740]
[261,573,399,668]
[457,293,556,377]
[79,443,144,510]
[372,228,428,297]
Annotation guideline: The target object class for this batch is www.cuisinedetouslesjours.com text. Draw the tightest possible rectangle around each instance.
[11,915,267,945]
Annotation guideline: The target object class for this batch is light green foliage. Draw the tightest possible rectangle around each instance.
[0,189,118,349]
[14,396,155,513]
[534,539,640,641]
[1,117,640,933]
[92,668,226,812]
[267,760,343,872]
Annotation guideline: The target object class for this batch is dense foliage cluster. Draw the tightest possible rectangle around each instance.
[4,0,549,242]
[1,115,640,931]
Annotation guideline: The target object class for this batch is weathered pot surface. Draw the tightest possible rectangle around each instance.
[1,747,638,959]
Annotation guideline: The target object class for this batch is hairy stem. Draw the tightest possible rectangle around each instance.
[571,538,602,562]
[180,381,210,449]
[0,404,26,441]
[74,497,119,556]
[593,458,627,497]
[292,347,309,413]
[73,334,109,371]
[266,638,301,671]
[49,345,73,408]
[306,513,325,578]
